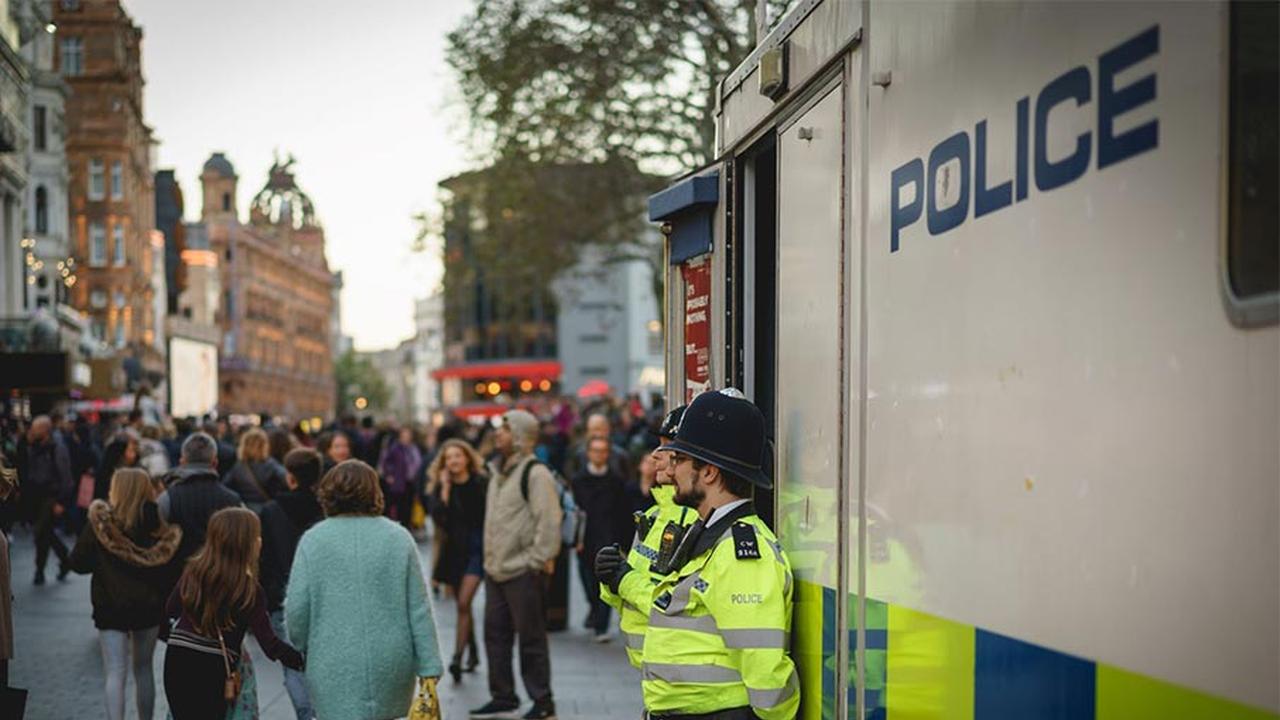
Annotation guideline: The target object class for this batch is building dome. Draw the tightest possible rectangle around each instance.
[203,152,236,178]
[250,153,317,229]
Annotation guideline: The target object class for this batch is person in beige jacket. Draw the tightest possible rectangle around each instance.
[472,410,562,720]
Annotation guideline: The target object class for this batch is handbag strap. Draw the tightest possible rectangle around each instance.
[239,464,273,503]
[217,630,234,677]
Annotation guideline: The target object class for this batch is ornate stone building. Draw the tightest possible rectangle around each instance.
[200,153,336,419]
[0,1,32,319]
[20,0,69,315]
[55,0,162,380]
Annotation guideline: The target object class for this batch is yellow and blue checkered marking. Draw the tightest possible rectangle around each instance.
[792,582,1278,720]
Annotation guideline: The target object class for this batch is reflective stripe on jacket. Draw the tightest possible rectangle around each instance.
[627,506,798,720]
[600,485,694,667]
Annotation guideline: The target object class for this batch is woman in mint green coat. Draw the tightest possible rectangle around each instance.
[285,460,442,720]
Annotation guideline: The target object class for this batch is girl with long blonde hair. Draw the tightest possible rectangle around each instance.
[426,438,489,681]
[69,468,182,720]
[161,507,303,720]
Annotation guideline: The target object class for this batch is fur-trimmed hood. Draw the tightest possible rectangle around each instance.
[87,499,182,568]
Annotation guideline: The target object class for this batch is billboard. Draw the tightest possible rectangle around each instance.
[0,352,67,392]
[168,337,218,419]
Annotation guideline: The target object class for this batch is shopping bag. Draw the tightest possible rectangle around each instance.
[411,497,427,530]
[76,473,95,510]
[407,677,440,720]
[0,686,27,720]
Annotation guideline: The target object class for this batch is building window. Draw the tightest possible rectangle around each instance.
[60,0,80,10]
[113,290,125,308]
[114,318,125,347]
[110,161,123,200]
[88,159,105,200]
[1227,1,1278,314]
[112,225,125,266]
[89,222,106,266]
[90,319,105,340]
[61,37,82,77]
[33,106,46,151]
[579,334,608,344]
[89,288,106,308]
[580,366,610,376]
[34,186,48,234]
[222,192,231,211]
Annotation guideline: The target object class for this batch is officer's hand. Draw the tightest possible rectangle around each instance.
[594,544,629,591]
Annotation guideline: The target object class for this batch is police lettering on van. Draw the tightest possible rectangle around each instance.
[890,25,1160,253]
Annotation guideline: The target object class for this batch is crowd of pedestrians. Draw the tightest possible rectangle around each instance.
[0,391,677,720]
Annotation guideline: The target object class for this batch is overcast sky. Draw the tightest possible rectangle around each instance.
[128,0,473,351]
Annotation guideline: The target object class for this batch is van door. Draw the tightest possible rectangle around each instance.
[775,79,847,720]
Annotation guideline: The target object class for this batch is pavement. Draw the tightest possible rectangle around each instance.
[7,525,643,720]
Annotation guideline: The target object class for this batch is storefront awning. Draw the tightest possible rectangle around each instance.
[431,359,562,381]
[450,403,512,420]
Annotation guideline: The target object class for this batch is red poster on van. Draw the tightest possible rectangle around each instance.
[682,257,711,402]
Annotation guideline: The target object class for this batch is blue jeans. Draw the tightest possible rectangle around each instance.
[99,627,157,720]
[269,609,314,720]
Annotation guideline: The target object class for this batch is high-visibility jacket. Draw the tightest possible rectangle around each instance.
[622,503,798,720]
[600,484,695,667]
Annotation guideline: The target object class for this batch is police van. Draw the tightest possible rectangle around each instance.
[647,1,1277,718]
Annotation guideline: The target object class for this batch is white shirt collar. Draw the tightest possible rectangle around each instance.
[704,498,750,528]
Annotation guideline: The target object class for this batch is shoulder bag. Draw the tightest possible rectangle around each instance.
[217,631,242,704]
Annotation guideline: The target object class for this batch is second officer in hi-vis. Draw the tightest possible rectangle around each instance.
[597,405,697,666]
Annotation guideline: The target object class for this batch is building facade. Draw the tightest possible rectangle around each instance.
[201,153,335,420]
[176,222,218,328]
[20,0,69,316]
[435,169,560,411]
[0,0,30,319]
[436,162,661,408]
[554,241,664,397]
[363,339,416,422]
[154,169,184,314]
[330,268,351,358]
[55,0,161,381]
[411,291,443,421]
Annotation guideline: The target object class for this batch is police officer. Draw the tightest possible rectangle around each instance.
[597,390,798,720]
[597,405,696,667]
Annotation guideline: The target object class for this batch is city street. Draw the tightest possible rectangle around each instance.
[7,525,643,720]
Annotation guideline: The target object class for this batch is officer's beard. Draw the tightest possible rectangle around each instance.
[673,481,705,510]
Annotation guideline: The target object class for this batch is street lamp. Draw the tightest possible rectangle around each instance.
[354,396,368,410]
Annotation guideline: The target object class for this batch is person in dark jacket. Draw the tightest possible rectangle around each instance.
[564,413,634,484]
[316,431,352,477]
[224,428,286,512]
[378,426,422,530]
[426,439,488,681]
[0,455,17,689]
[69,468,182,720]
[201,422,237,481]
[258,448,324,720]
[64,415,101,534]
[157,433,242,569]
[23,416,73,584]
[570,436,632,641]
[95,431,139,501]
[267,427,295,467]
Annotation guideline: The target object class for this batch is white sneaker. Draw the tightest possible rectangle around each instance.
[593,630,614,644]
